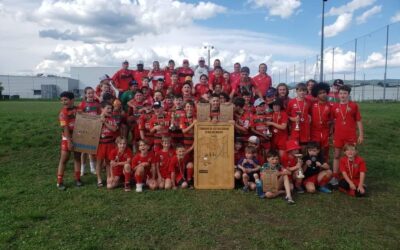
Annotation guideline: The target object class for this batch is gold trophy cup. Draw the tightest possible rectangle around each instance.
[294,153,305,179]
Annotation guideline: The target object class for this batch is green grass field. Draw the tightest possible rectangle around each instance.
[1,101,399,249]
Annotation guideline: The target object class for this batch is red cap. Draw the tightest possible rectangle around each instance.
[286,140,301,152]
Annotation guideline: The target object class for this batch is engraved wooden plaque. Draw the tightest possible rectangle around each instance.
[194,122,234,189]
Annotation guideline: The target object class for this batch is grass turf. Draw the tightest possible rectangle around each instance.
[0,101,399,249]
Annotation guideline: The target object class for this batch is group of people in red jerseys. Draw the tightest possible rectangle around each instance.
[56,59,367,202]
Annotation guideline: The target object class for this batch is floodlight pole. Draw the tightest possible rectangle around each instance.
[320,0,327,82]
[383,25,389,102]
[203,45,214,67]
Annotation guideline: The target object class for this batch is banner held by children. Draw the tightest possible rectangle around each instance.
[72,113,102,154]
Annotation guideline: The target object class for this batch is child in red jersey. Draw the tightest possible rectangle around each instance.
[235,146,261,192]
[194,74,210,98]
[182,82,196,103]
[180,101,196,151]
[338,144,367,197]
[169,94,185,145]
[79,87,100,176]
[250,98,272,157]
[112,99,126,137]
[302,142,332,194]
[153,90,164,103]
[305,79,318,103]
[108,136,132,191]
[280,140,304,193]
[287,83,311,148]
[209,93,221,122]
[56,92,82,190]
[131,139,157,192]
[127,90,146,151]
[169,144,194,189]
[258,150,295,204]
[138,103,154,147]
[331,85,364,187]
[268,98,288,157]
[155,137,175,189]
[242,91,254,114]
[96,102,118,187]
[233,97,251,144]
[149,101,171,152]
[310,82,333,161]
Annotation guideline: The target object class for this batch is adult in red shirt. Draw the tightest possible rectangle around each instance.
[177,59,194,84]
[111,60,134,95]
[310,82,332,161]
[164,59,176,88]
[148,60,165,88]
[230,62,241,84]
[252,63,272,98]
[132,60,149,87]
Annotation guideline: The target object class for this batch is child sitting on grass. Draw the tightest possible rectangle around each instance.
[235,146,261,192]
[302,142,332,194]
[338,144,367,197]
[131,139,157,192]
[257,150,295,204]
[107,136,132,191]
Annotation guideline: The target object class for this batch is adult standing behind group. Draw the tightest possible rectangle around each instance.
[177,59,194,84]
[132,60,149,87]
[252,63,272,98]
[112,60,135,96]
[192,57,209,86]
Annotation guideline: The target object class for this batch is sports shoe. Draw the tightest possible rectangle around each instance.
[242,186,249,192]
[75,180,83,187]
[57,183,66,191]
[97,181,104,188]
[296,186,305,194]
[318,186,332,194]
[285,197,296,205]
[80,165,86,176]
[329,177,339,187]
[124,184,131,192]
[136,184,143,193]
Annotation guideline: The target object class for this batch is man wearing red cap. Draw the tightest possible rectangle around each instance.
[112,60,134,95]
[252,63,272,98]
[177,59,194,85]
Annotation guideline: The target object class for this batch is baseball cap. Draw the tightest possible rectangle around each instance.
[153,101,163,109]
[157,78,165,82]
[129,80,138,86]
[286,140,301,152]
[137,60,144,65]
[183,59,189,64]
[333,79,344,87]
[265,88,276,98]
[99,74,111,81]
[253,98,265,107]
[248,136,260,144]
[240,66,250,74]
[198,57,205,62]
[122,60,129,64]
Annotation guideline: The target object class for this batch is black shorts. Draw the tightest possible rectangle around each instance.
[238,169,259,183]
[339,179,367,197]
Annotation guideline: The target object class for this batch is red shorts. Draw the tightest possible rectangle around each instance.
[261,142,271,150]
[311,130,330,148]
[333,136,356,148]
[97,143,115,160]
[112,166,124,177]
[303,174,318,186]
[271,136,286,150]
[61,139,70,152]
[159,169,171,179]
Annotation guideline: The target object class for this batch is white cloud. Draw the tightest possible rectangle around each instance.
[324,13,353,38]
[21,0,226,43]
[391,11,400,23]
[34,26,316,76]
[356,5,381,24]
[249,0,301,19]
[326,0,375,17]
[363,43,400,68]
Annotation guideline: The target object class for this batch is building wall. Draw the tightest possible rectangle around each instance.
[0,75,79,99]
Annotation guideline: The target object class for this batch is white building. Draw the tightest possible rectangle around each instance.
[0,75,79,99]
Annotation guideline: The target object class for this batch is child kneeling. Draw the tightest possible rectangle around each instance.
[107,137,132,191]
[338,144,367,197]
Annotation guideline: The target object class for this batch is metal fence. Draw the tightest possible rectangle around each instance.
[273,21,400,101]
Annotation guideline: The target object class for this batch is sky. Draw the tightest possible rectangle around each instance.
[0,0,399,81]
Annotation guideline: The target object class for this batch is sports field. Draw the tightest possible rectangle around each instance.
[1,101,399,249]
